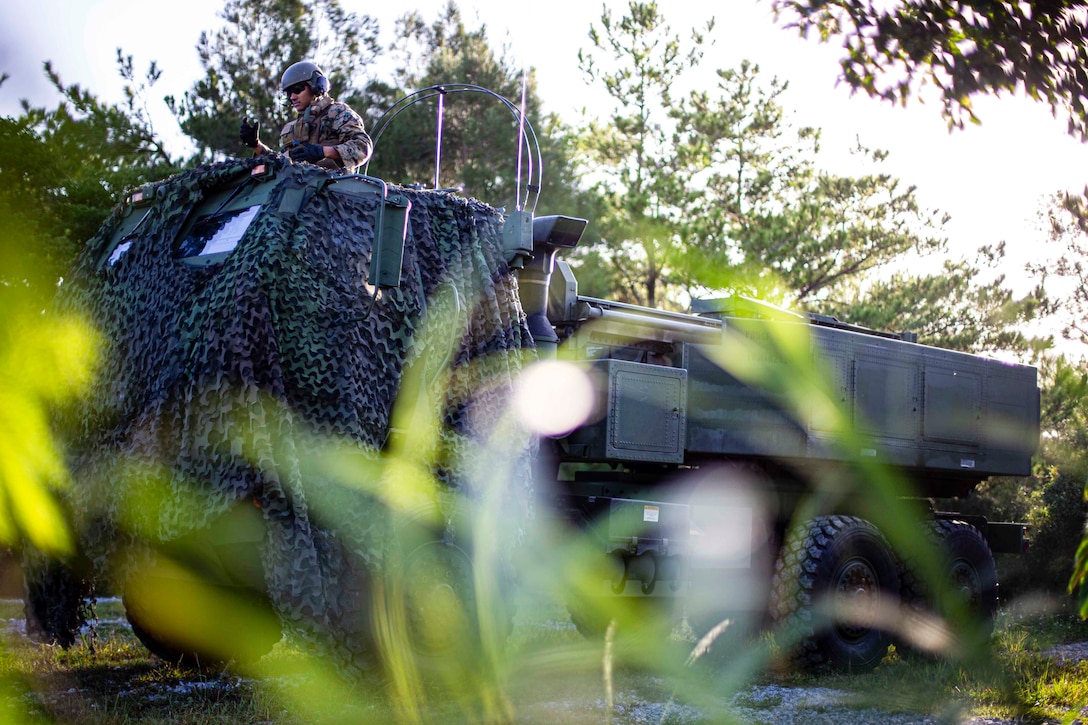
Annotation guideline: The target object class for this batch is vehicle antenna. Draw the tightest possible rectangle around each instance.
[515,70,528,211]
[434,86,447,189]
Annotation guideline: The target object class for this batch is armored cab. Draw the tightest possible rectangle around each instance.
[35,156,534,671]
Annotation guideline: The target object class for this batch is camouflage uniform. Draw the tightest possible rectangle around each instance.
[279,95,373,174]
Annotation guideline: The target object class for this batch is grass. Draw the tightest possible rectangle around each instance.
[4,592,1088,723]
[762,600,1088,723]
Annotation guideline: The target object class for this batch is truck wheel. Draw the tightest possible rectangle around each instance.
[771,515,900,672]
[385,502,513,674]
[23,555,94,649]
[122,547,282,669]
[566,594,678,643]
[567,596,608,639]
[402,540,477,662]
[939,519,998,626]
[121,502,282,668]
[897,518,997,657]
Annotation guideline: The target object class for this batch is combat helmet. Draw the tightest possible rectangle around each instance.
[281,60,330,96]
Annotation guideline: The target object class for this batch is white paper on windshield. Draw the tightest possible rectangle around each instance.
[199,205,261,256]
[108,240,133,266]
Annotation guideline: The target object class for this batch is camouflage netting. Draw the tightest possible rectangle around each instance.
[34,156,537,667]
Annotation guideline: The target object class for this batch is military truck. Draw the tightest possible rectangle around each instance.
[30,85,1038,674]
[525,228,1037,669]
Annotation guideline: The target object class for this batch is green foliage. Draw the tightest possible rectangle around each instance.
[0,117,73,309]
[760,146,945,304]
[0,108,103,559]
[671,59,821,302]
[1030,190,1088,347]
[676,60,815,222]
[13,556,1088,721]
[672,63,956,318]
[576,1,713,308]
[972,357,1088,614]
[577,4,1036,357]
[1021,355,1088,615]
[832,245,1048,355]
[1040,355,1088,440]
[772,0,1088,141]
[0,67,145,558]
[1033,467,1088,599]
[0,309,95,556]
[1,63,179,306]
[167,0,381,160]
[363,3,589,220]
[677,105,947,308]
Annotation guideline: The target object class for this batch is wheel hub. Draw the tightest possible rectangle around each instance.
[949,558,982,609]
[403,541,475,656]
[834,558,880,641]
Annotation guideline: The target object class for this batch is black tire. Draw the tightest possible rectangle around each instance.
[124,605,201,667]
[566,593,679,643]
[771,515,900,672]
[121,502,282,668]
[124,586,281,669]
[122,553,281,669]
[384,502,513,674]
[940,519,998,625]
[567,595,609,639]
[23,555,94,649]
[401,540,478,662]
[124,570,285,666]
[897,518,997,657]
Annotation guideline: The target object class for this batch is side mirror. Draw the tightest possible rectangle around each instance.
[516,215,588,358]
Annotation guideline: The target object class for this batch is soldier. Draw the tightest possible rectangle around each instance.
[240,61,373,173]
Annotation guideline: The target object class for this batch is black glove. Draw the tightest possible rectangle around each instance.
[289,143,325,164]
[239,117,260,148]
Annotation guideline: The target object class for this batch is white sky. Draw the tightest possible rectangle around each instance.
[3,0,1088,299]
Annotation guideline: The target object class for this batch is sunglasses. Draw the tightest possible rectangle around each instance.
[284,82,309,96]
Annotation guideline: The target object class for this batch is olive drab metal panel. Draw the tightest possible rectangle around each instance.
[563,359,687,464]
[923,367,982,445]
[604,360,687,464]
[630,315,1037,481]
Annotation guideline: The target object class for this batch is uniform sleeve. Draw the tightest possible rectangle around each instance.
[329,104,374,172]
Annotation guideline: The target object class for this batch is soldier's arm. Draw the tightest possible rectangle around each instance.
[328,105,374,170]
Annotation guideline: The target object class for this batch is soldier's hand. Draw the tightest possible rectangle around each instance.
[289,143,326,164]
[239,117,260,148]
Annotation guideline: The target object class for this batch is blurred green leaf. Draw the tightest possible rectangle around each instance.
[0,313,98,555]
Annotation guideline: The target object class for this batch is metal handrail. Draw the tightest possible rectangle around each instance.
[364,83,544,213]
